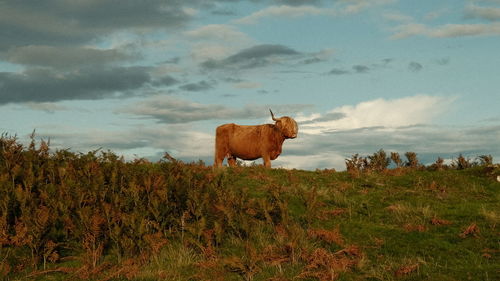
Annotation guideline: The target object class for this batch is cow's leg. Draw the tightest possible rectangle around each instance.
[214,155,224,167]
[263,155,272,168]
[228,156,237,167]
[214,127,228,168]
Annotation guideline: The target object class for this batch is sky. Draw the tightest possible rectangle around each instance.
[1,0,499,170]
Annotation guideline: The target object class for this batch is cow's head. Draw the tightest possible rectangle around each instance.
[270,109,298,139]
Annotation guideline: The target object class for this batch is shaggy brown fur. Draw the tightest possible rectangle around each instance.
[214,111,298,168]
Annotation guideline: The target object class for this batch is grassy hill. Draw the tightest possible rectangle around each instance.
[0,136,499,280]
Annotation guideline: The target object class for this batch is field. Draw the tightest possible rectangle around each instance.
[1,136,499,280]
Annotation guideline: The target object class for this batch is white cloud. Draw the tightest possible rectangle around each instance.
[232,81,262,89]
[184,24,254,61]
[339,0,396,15]
[301,95,454,134]
[390,23,427,39]
[233,1,395,25]
[190,44,236,61]
[274,154,346,170]
[429,22,500,37]
[465,4,500,20]
[234,5,337,25]
[392,22,500,38]
[21,102,69,113]
[185,24,249,41]
[383,12,414,23]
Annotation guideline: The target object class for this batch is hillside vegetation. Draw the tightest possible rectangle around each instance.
[0,135,499,281]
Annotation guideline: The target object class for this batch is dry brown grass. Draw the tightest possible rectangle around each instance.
[430,217,453,226]
[394,262,419,277]
[307,228,344,246]
[298,246,363,280]
[459,223,480,238]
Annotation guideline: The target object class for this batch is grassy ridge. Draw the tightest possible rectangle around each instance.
[0,136,499,280]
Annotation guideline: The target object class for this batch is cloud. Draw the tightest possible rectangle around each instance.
[300,95,454,134]
[179,80,216,92]
[352,65,370,73]
[232,81,262,89]
[300,48,335,65]
[184,24,255,62]
[465,4,500,21]
[338,0,396,15]
[392,22,500,38]
[0,1,194,50]
[6,46,137,69]
[233,5,336,25]
[152,75,179,87]
[233,1,395,25]
[276,0,322,5]
[119,96,312,124]
[390,23,428,39]
[299,112,346,124]
[201,44,301,70]
[383,11,414,23]
[429,22,500,37]
[211,8,237,16]
[185,24,249,41]
[328,68,350,75]
[434,58,450,65]
[21,102,70,113]
[408,62,423,72]
[0,66,152,104]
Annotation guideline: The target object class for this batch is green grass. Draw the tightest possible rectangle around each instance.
[1,136,499,280]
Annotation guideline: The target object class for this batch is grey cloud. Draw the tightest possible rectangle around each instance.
[334,59,393,75]
[328,68,350,75]
[152,75,179,87]
[276,0,322,5]
[179,80,216,92]
[301,57,323,65]
[382,58,393,65]
[435,58,450,65]
[352,65,370,73]
[201,44,301,70]
[299,112,346,125]
[465,4,500,21]
[211,8,237,16]
[223,77,244,83]
[408,61,423,72]
[0,66,152,104]
[120,96,312,123]
[21,102,70,114]
[0,1,194,50]
[163,57,181,64]
[6,46,137,69]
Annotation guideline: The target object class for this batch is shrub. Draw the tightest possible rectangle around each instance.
[404,152,419,168]
[428,157,447,171]
[478,155,493,166]
[345,154,365,177]
[390,152,403,168]
[453,154,473,170]
[367,149,390,172]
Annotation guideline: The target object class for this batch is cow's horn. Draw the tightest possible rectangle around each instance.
[269,109,279,121]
